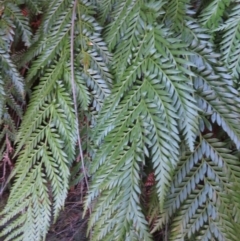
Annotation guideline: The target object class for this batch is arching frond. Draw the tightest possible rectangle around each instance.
[218,2,240,79]
[199,0,231,29]
[0,1,111,240]
[1,0,240,240]
[154,134,240,240]
[4,3,32,47]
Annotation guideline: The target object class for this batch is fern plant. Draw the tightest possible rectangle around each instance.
[85,0,240,240]
[0,0,110,240]
[0,0,240,241]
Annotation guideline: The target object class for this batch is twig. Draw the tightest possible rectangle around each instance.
[70,0,90,206]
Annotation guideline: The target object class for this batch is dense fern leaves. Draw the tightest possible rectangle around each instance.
[0,1,26,199]
[86,0,240,241]
[200,0,231,29]
[218,1,240,80]
[1,0,240,241]
[0,1,111,241]
[154,134,240,241]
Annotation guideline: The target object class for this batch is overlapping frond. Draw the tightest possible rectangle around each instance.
[86,1,203,240]
[199,0,231,29]
[217,1,240,79]
[1,0,240,240]
[0,49,24,98]
[189,39,240,148]
[176,16,240,149]
[4,3,32,47]
[154,134,240,240]
[0,58,75,241]
[97,0,117,23]
[86,0,240,240]
[72,0,112,118]
[24,0,44,15]
[0,1,26,198]
[0,0,111,240]
[164,0,189,31]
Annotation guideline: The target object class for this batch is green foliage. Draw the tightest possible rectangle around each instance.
[217,1,240,80]
[0,0,110,240]
[86,0,240,240]
[0,0,240,241]
[199,0,231,29]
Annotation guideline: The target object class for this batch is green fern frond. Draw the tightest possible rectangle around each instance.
[98,0,116,23]
[15,55,67,153]
[4,90,23,119]
[218,2,240,79]
[86,3,202,239]
[0,2,25,166]
[4,3,32,47]
[0,1,111,240]
[43,0,72,33]
[0,47,24,98]
[19,36,51,69]
[199,0,231,29]
[26,29,70,83]
[74,0,112,111]
[164,0,189,31]
[188,39,240,148]
[88,118,152,241]
[2,0,240,240]
[21,1,75,84]
[0,81,75,240]
[66,66,91,110]
[182,19,213,45]
[105,0,142,51]
[154,134,240,240]
[24,0,43,15]
[85,1,240,240]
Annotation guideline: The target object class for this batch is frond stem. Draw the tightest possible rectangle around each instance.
[70,0,90,201]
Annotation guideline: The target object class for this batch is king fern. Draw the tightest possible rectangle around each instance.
[0,0,240,241]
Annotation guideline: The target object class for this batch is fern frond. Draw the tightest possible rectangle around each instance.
[4,89,23,118]
[98,0,116,23]
[24,0,43,14]
[15,56,67,153]
[199,0,231,29]
[4,3,32,46]
[74,0,112,111]
[26,29,70,83]
[65,66,91,110]
[218,2,240,79]
[105,0,142,51]
[188,40,240,148]
[0,47,24,98]
[182,19,213,45]
[86,2,203,239]
[2,0,240,240]
[0,82,75,240]
[155,134,240,240]
[0,1,111,240]
[0,2,25,177]
[164,0,189,31]
[88,119,152,241]
[43,0,73,33]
